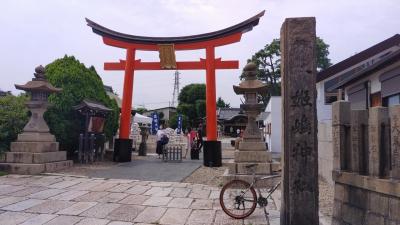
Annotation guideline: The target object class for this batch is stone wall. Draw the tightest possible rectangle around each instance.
[331,102,400,225]
[318,120,333,184]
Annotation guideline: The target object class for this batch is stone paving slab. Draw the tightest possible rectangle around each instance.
[72,191,109,202]
[80,202,121,218]
[75,217,110,225]
[0,196,27,208]
[56,201,97,215]
[19,213,57,225]
[2,199,45,212]
[133,206,167,223]
[43,215,82,225]
[0,211,36,225]
[160,208,192,225]
[0,174,279,225]
[106,204,145,222]
[49,190,88,201]
[25,200,74,214]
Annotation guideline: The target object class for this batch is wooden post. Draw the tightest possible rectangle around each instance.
[206,46,217,141]
[119,48,136,139]
[280,17,318,225]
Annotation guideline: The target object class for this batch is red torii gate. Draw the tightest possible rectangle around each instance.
[86,11,264,163]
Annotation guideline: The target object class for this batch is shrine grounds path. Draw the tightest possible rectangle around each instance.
[59,155,203,182]
[0,174,280,225]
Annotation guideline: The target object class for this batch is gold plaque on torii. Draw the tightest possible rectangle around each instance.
[158,44,177,69]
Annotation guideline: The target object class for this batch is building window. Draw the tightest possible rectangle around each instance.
[325,91,338,104]
[383,94,400,107]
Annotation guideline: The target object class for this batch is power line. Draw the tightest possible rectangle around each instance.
[171,70,180,107]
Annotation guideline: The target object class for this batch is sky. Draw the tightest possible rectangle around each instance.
[0,0,399,109]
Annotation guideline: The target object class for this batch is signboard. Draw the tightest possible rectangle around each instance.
[151,112,159,135]
[177,114,183,134]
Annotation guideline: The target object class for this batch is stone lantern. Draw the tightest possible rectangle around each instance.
[223,62,280,186]
[0,66,72,174]
[15,65,62,139]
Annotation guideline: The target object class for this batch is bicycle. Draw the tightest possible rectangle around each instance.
[219,164,281,223]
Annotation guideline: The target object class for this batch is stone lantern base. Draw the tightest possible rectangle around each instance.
[0,132,73,175]
[222,140,281,187]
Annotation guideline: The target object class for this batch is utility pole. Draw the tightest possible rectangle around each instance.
[171,70,180,107]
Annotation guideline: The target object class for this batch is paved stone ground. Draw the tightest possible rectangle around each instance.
[58,154,203,182]
[0,174,279,225]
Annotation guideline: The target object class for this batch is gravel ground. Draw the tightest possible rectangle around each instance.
[183,165,227,187]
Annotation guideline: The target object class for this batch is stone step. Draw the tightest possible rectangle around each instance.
[234,150,271,162]
[11,142,59,152]
[239,141,267,151]
[17,132,56,142]
[226,161,278,175]
[5,151,67,164]
[0,160,73,175]
[222,169,281,188]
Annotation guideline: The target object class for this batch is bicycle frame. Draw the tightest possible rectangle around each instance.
[238,173,281,204]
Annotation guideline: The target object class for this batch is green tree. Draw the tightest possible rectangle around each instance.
[44,55,119,155]
[216,97,231,108]
[135,107,147,115]
[169,114,189,130]
[0,95,29,153]
[177,84,206,127]
[244,37,331,105]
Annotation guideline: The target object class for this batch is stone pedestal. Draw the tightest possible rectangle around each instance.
[0,132,72,174]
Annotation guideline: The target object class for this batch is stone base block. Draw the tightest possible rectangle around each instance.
[226,161,271,174]
[222,169,280,188]
[6,151,67,164]
[45,160,73,172]
[0,160,73,175]
[238,141,267,151]
[234,150,271,162]
[10,142,59,153]
[17,132,55,142]
[0,163,45,174]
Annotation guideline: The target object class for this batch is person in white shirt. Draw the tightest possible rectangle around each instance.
[156,126,164,157]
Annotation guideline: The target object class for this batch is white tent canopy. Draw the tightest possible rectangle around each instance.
[133,113,152,124]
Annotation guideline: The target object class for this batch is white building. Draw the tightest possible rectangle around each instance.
[316,34,400,183]
[264,96,282,155]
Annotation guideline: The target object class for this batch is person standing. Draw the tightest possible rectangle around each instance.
[156,126,164,157]
[196,131,203,153]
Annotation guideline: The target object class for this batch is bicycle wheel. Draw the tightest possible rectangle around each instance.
[219,179,257,219]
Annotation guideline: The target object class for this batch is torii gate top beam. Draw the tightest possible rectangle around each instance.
[86,10,264,49]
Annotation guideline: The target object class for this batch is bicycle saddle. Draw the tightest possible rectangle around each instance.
[245,164,257,169]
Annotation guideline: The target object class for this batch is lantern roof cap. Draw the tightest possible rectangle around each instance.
[233,62,268,94]
[15,65,62,93]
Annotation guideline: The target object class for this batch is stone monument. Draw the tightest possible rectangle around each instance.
[222,62,280,186]
[0,65,73,174]
[280,18,318,225]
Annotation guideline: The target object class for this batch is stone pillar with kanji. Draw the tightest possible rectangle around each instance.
[280,17,319,225]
